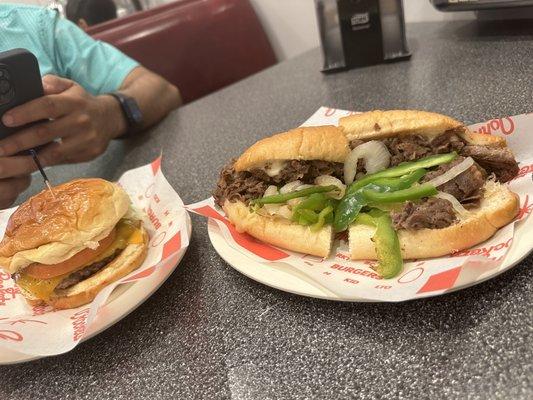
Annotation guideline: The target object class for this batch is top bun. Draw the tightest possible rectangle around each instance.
[234,126,349,172]
[339,110,462,140]
[0,178,130,274]
[340,109,506,147]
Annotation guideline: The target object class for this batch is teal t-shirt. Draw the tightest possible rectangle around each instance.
[0,4,139,95]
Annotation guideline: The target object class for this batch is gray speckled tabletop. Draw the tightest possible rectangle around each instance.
[2,20,533,400]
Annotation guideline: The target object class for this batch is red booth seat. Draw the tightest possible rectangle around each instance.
[88,0,277,103]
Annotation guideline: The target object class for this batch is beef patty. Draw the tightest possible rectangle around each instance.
[56,251,122,290]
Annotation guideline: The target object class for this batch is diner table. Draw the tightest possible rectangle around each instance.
[2,20,532,399]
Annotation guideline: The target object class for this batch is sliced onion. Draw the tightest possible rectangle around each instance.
[427,157,474,188]
[344,140,391,184]
[275,205,293,220]
[315,175,346,199]
[263,185,278,197]
[287,198,303,207]
[280,180,303,194]
[435,191,471,218]
[263,185,280,215]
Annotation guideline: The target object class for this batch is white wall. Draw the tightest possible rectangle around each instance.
[250,0,476,61]
[4,0,476,61]
[249,0,320,62]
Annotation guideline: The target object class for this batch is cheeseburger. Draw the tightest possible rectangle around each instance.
[0,178,148,309]
[213,110,519,278]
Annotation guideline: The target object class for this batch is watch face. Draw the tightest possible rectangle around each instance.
[125,97,143,125]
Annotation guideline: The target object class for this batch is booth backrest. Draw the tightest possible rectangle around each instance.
[88,0,276,103]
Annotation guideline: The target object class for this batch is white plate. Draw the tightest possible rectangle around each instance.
[1,214,191,365]
[208,214,533,302]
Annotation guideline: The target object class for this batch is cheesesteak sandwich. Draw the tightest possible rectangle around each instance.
[214,110,519,278]
[0,178,148,309]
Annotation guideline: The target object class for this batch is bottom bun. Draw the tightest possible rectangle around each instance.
[223,200,333,258]
[22,227,149,310]
[349,181,519,260]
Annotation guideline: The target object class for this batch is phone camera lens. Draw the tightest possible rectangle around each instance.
[0,78,11,95]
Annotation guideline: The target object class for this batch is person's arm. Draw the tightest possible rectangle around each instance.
[0,67,181,165]
[0,11,182,165]
[118,66,182,132]
[97,66,181,140]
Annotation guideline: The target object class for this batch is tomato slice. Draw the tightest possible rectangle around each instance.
[24,229,117,279]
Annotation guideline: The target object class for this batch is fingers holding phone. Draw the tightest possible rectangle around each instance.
[0,74,118,163]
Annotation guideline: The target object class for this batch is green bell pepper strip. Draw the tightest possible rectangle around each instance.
[369,168,427,191]
[355,211,403,279]
[347,152,457,194]
[333,192,367,232]
[354,212,375,226]
[373,214,403,279]
[296,209,319,225]
[311,206,334,232]
[362,183,438,204]
[292,193,328,217]
[333,170,431,232]
[252,185,338,205]
[292,193,338,226]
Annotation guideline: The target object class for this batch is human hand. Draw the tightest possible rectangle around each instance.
[0,75,126,165]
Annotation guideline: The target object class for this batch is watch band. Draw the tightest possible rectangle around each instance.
[108,92,143,138]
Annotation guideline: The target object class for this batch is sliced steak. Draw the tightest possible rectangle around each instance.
[214,159,345,207]
[461,189,485,209]
[421,156,486,202]
[384,132,466,166]
[392,197,457,230]
[213,160,269,207]
[56,251,121,290]
[250,160,344,184]
[430,129,465,153]
[306,160,344,181]
[383,135,432,166]
[248,160,309,183]
[349,139,365,150]
[460,145,519,183]
[273,160,310,182]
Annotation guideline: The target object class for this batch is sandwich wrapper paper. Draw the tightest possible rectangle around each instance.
[189,107,533,302]
[0,158,190,356]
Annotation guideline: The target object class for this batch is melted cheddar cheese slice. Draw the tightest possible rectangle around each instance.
[16,220,143,301]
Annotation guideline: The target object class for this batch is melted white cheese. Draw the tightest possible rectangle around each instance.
[261,160,287,177]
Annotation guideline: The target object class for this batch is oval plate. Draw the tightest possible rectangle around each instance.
[209,215,533,302]
[1,214,191,365]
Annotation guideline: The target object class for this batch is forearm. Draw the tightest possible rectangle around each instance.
[101,67,181,139]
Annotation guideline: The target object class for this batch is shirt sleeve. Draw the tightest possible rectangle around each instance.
[51,16,139,95]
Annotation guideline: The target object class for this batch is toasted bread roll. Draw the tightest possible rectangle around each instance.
[234,125,349,172]
[339,110,506,147]
[223,200,333,258]
[349,181,519,260]
[215,109,520,265]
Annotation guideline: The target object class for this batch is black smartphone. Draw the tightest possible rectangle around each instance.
[0,48,44,139]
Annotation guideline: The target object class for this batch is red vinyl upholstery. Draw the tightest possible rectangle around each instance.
[87,0,277,103]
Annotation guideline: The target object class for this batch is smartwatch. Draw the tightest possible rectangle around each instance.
[108,92,143,138]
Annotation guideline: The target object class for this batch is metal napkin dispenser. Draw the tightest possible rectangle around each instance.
[315,0,410,71]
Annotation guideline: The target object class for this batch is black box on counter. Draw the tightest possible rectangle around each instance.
[315,0,411,72]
